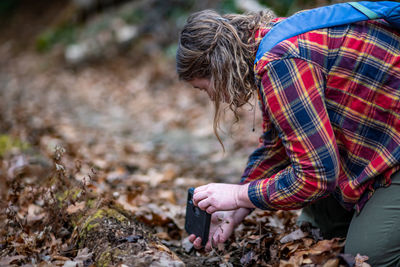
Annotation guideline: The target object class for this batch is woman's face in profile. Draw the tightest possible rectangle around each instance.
[189,78,229,102]
[188,78,214,100]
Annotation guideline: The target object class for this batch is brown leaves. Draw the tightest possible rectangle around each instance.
[0,146,93,265]
[66,201,86,214]
[279,238,345,266]
[26,204,46,223]
[0,255,26,266]
[194,207,369,267]
[280,229,308,244]
[355,254,370,267]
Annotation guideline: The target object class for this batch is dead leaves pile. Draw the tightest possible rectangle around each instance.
[182,210,370,267]
[0,149,92,266]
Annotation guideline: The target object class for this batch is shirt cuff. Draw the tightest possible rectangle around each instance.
[248,180,276,211]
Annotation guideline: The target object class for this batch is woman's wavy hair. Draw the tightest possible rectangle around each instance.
[176,9,275,149]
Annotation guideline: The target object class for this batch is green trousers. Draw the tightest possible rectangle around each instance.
[298,172,400,267]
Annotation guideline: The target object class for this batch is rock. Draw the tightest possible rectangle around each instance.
[63,260,83,267]
[65,43,90,65]
[116,25,138,44]
[76,206,185,267]
[181,237,194,253]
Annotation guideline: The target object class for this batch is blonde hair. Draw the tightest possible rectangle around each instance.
[176,9,275,149]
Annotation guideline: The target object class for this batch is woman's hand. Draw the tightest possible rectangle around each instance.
[193,183,256,214]
[188,208,251,251]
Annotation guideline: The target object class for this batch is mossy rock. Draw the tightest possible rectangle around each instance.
[0,135,30,157]
[77,206,184,266]
[80,208,127,238]
[57,188,83,203]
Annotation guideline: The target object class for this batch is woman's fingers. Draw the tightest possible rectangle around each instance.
[205,238,214,251]
[194,185,208,194]
[193,237,202,249]
[188,234,196,243]
[205,228,226,251]
[197,198,212,211]
[205,234,218,251]
[206,206,217,214]
[189,235,204,250]
[193,183,248,213]
[190,210,242,252]
[192,190,208,206]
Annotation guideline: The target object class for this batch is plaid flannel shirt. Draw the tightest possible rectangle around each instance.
[241,18,400,213]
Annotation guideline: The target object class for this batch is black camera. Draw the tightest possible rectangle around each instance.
[185,187,211,246]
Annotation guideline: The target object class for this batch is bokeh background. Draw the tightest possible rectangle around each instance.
[0,0,346,186]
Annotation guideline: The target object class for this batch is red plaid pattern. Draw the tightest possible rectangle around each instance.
[242,18,400,213]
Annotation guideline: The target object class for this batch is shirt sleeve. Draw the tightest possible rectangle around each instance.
[246,58,340,210]
[240,117,290,185]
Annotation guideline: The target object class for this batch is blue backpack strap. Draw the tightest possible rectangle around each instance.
[350,1,400,29]
[255,1,400,64]
[348,2,379,20]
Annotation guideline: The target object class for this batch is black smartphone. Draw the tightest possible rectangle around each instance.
[185,187,211,247]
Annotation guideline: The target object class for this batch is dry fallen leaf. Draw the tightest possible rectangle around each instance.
[323,258,339,267]
[280,229,307,244]
[66,201,86,214]
[52,255,71,261]
[355,253,370,267]
[158,190,176,204]
[279,256,303,267]
[240,250,256,266]
[73,247,93,263]
[0,255,26,265]
[308,238,344,255]
[155,232,171,240]
[27,204,45,223]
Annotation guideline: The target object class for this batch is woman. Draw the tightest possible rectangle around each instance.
[176,5,400,266]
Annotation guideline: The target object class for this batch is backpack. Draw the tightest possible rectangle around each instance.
[255,1,400,64]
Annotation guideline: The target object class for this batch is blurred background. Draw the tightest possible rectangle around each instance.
[0,0,344,58]
[0,0,346,184]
